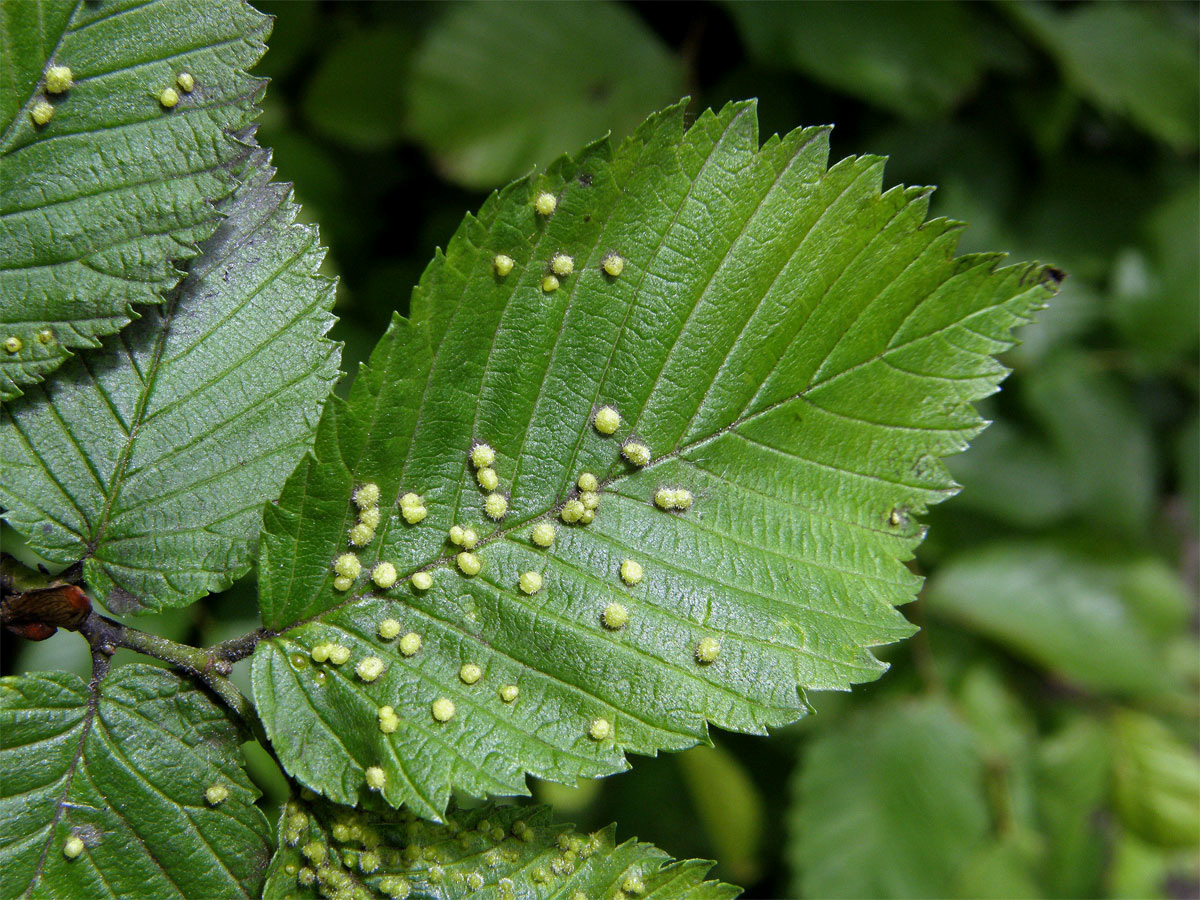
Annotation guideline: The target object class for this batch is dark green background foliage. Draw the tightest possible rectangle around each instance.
[4,2,1196,898]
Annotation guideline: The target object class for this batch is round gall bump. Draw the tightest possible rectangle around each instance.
[297,868,315,886]
[401,503,427,524]
[622,874,646,895]
[531,522,556,547]
[695,637,721,664]
[400,492,421,508]
[205,784,229,806]
[358,506,382,530]
[534,191,557,216]
[354,482,381,509]
[399,632,422,656]
[484,492,508,520]
[519,570,543,595]
[457,552,481,576]
[45,65,73,94]
[499,684,519,703]
[578,472,599,493]
[602,602,629,631]
[30,100,54,126]
[372,562,398,589]
[411,570,433,591]
[365,766,386,791]
[579,508,595,525]
[378,618,401,640]
[476,467,499,491]
[588,717,612,741]
[378,705,400,733]
[4,336,23,354]
[176,72,195,93]
[493,254,515,277]
[449,525,466,546]
[459,663,482,685]
[541,274,560,293]
[621,442,651,467]
[460,527,479,549]
[63,835,84,859]
[593,405,621,435]
[36,328,55,344]
[311,643,331,663]
[467,872,484,890]
[603,253,625,277]
[334,553,362,579]
[620,559,643,586]
[348,523,375,546]
[550,253,574,276]
[359,850,380,873]
[580,490,600,510]
[327,644,351,665]
[302,842,326,865]
[471,443,496,469]
[431,697,456,722]
[560,499,584,524]
[333,576,352,594]
[356,656,384,682]
[158,86,179,108]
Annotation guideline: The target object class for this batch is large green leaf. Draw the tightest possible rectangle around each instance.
[0,0,270,399]
[0,665,272,899]
[263,796,737,899]
[404,0,684,189]
[0,148,339,613]
[786,699,991,899]
[251,100,1057,817]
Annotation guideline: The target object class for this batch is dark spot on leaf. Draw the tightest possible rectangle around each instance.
[104,586,142,615]
[578,173,593,186]
[1040,266,1066,286]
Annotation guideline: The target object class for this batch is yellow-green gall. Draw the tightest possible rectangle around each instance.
[621,442,650,467]
[400,492,421,509]
[401,502,427,524]
[332,575,353,591]
[579,508,595,525]
[603,253,625,277]
[531,522,556,547]
[354,483,380,508]
[356,656,384,682]
[471,443,496,469]
[588,717,612,741]
[302,841,326,865]
[311,642,331,663]
[578,472,599,492]
[550,253,574,276]
[378,618,402,640]
[593,405,621,435]
[158,86,179,108]
[655,488,694,510]
[534,191,557,216]
[484,492,508,520]
[449,525,466,545]
[695,637,721,664]
[63,835,85,859]
[560,499,585,524]
[359,850,380,873]
[411,570,433,591]
[602,602,629,630]
[297,868,316,887]
[36,328,54,344]
[205,784,229,806]
[358,506,382,530]
[372,562,398,589]
[378,705,399,733]
[176,72,195,93]
[541,274,559,293]
[499,684,519,703]
[379,876,412,898]
[399,632,422,656]
[45,65,73,94]
[365,766,386,791]
[620,559,643,585]
[327,644,351,665]
[519,571,543,595]
[467,872,484,890]
[622,873,646,895]
[580,490,600,510]
[457,551,481,576]
[30,100,54,126]
[348,523,375,546]
[476,467,499,491]
[459,663,482,685]
[431,697,456,722]
[4,336,23,354]
[493,254,515,276]
[461,527,478,549]
[334,553,362,579]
